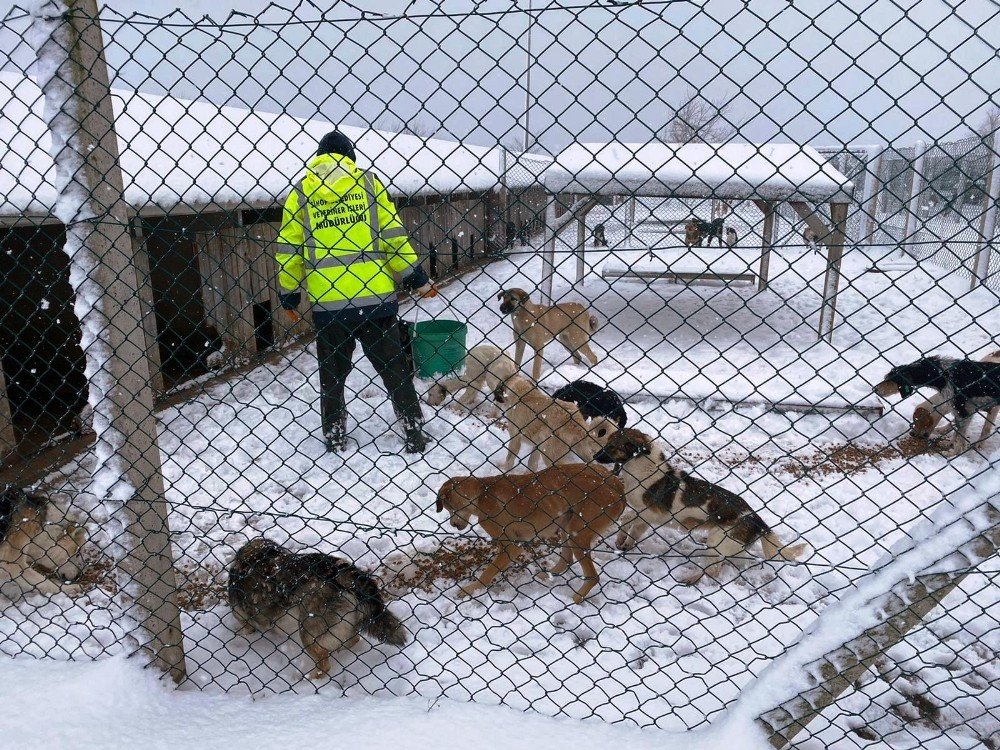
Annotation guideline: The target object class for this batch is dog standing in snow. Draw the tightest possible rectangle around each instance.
[425,345,517,409]
[909,350,1000,444]
[552,379,627,429]
[803,227,819,251]
[493,376,617,470]
[877,355,1000,456]
[498,288,600,381]
[593,430,808,583]
[228,538,407,679]
[435,464,626,603]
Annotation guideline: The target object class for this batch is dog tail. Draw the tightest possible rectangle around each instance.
[761,531,809,562]
[352,569,408,646]
[588,314,600,333]
[365,603,408,647]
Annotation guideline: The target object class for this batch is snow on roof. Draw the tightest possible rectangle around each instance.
[0,72,512,219]
[542,142,854,203]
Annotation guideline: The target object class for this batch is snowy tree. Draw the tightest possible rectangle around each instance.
[976,105,1000,141]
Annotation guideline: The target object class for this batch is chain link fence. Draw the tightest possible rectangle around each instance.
[1,1,999,748]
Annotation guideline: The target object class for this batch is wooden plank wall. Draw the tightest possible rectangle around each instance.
[193,214,257,361]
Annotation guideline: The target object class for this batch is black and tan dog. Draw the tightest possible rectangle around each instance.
[876,355,1000,456]
[0,485,87,598]
[228,538,407,679]
[684,218,724,248]
[594,430,807,582]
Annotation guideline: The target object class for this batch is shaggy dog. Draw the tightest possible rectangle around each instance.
[228,538,406,679]
[594,430,808,582]
[876,355,1000,455]
[684,218,724,248]
[909,351,1000,443]
[552,379,627,429]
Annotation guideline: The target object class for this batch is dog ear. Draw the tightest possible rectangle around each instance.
[496,291,504,302]
[436,480,453,514]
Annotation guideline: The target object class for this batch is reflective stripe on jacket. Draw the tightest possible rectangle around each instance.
[275,153,422,312]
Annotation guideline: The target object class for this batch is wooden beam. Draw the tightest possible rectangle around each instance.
[759,507,1000,748]
[129,219,164,394]
[575,201,594,285]
[0,359,17,463]
[39,0,185,682]
[757,200,775,292]
[819,203,848,342]
[789,201,832,242]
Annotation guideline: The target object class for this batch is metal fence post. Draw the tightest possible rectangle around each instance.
[34,0,185,682]
[861,146,884,248]
[971,136,1000,290]
[903,139,927,258]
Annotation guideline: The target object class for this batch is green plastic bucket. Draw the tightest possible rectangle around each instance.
[408,319,468,379]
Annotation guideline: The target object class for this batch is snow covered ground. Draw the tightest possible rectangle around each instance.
[2,200,999,747]
[0,656,754,750]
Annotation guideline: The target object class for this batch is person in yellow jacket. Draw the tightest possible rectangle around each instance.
[276,130,436,454]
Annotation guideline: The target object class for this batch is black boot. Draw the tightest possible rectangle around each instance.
[325,417,349,453]
[402,419,428,454]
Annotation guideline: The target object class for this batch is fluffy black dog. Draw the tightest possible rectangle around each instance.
[875,355,1000,455]
[552,380,627,429]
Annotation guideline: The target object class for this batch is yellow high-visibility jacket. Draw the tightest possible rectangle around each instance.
[275,153,426,316]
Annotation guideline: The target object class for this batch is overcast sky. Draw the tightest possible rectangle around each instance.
[2,0,998,152]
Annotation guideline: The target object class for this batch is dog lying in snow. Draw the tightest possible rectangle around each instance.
[876,355,1000,456]
[228,538,407,679]
[593,429,808,583]
[0,485,87,598]
[425,345,517,408]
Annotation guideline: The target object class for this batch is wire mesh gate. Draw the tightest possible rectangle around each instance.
[0,1,999,748]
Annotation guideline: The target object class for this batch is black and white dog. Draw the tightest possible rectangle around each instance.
[876,355,1000,455]
[552,380,627,429]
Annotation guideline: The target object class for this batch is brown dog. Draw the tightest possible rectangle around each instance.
[497,288,600,381]
[436,465,625,603]
[594,429,807,583]
[493,375,616,470]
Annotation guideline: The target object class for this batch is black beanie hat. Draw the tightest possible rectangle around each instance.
[316,130,357,162]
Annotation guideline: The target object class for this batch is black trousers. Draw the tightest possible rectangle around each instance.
[314,315,423,435]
